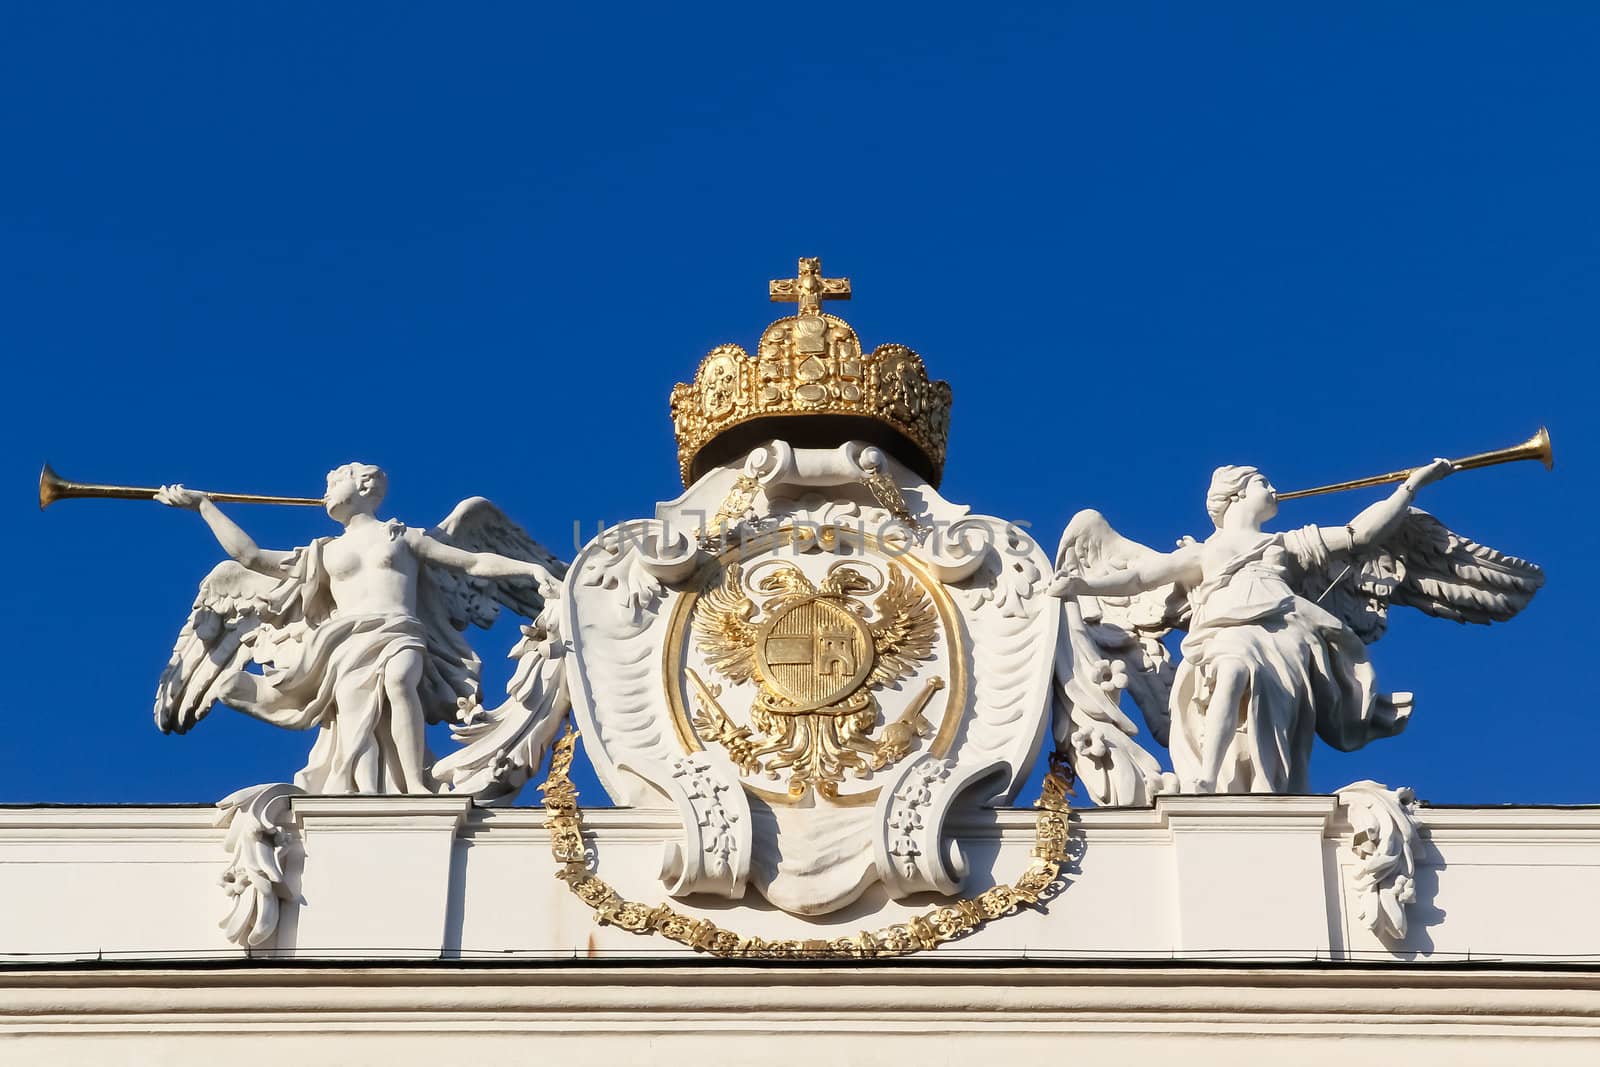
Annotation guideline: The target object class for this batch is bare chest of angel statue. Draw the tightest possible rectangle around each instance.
[150,463,570,797]
[1051,458,1544,797]
[320,521,423,613]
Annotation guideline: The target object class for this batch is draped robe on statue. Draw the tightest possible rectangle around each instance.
[225,528,476,793]
[1170,526,1410,793]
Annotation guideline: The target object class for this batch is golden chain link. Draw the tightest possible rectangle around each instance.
[538,723,1075,960]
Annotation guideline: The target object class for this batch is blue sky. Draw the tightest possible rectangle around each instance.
[1,4,1594,805]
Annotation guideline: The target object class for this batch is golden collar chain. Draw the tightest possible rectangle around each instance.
[538,722,1076,960]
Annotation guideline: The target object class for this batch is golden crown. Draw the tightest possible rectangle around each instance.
[671,258,953,487]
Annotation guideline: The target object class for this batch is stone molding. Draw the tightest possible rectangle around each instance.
[3,799,1599,966]
[2,964,1599,1065]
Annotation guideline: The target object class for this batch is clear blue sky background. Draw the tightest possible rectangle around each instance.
[1,4,1593,806]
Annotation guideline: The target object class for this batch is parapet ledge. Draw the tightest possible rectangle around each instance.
[1152,793,1339,832]
[290,794,473,833]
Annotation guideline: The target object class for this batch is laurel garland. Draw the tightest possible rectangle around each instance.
[538,722,1075,960]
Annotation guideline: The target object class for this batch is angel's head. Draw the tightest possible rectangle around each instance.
[1207,465,1278,529]
[323,462,388,523]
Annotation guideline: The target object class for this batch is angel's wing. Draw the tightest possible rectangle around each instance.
[1294,508,1544,645]
[1060,508,1170,577]
[153,561,299,735]
[426,497,568,630]
[433,581,570,805]
[867,563,938,688]
[423,500,571,802]
[1055,510,1190,746]
[693,563,758,685]
[1051,510,1185,806]
[410,498,570,721]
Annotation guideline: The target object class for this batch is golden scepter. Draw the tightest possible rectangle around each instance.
[1276,427,1553,501]
[38,464,323,511]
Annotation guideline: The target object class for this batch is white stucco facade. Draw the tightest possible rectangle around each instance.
[2,795,1598,1062]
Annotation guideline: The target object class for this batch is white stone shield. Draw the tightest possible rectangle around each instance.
[562,441,1055,915]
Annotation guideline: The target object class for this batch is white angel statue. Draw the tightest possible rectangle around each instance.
[1052,458,1544,798]
[152,462,567,796]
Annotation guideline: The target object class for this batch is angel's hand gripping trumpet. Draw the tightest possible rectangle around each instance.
[41,460,572,799]
[1048,429,1551,802]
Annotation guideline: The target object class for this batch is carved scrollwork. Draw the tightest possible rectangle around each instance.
[941,520,1041,620]
[923,516,998,585]
[577,520,693,625]
[706,440,920,544]
[883,757,953,884]
[214,782,304,948]
[1338,780,1422,941]
[570,439,1055,916]
[670,755,741,881]
[626,749,752,900]
[638,521,703,585]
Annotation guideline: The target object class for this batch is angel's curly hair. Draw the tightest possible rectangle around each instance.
[1206,465,1262,528]
[329,462,388,504]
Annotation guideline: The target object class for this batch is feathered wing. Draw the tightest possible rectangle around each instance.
[1293,507,1545,645]
[693,562,758,685]
[433,581,571,804]
[424,497,574,803]
[426,496,567,628]
[154,561,303,735]
[412,497,570,723]
[866,563,938,688]
[1056,510,1189,743]
[1051,510,1186,806]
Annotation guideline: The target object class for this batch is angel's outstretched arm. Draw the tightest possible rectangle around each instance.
[1055,543,1203,598]
[154,486,293,575]
[409,530,558,585]
[1339,458,1454,553]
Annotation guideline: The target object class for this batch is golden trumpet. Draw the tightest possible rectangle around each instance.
[1277,426,1554,502]
[38,464,323,511]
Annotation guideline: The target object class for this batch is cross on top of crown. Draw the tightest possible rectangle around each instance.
[769,257,851,317]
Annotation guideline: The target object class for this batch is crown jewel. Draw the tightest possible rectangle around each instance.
[671,258,953,487]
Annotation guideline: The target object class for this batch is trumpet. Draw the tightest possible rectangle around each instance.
[1276,427,1554,502]
[38,464,323,511]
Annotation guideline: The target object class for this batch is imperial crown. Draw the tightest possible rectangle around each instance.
[670,258,953,487]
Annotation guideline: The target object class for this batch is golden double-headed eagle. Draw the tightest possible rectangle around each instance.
[689,559,941,798]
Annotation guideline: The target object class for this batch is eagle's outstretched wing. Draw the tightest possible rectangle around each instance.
[694,562,758,685]
[1293,508,1544,645]
[866,563,937,688]
[154,560,304,735]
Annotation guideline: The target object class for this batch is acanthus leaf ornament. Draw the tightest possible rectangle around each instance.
[1337,780,1423,942]
[214,782,304,948]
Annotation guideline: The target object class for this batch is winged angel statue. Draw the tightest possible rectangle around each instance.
[1052,458,1544,800]
[153,462,568,798]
